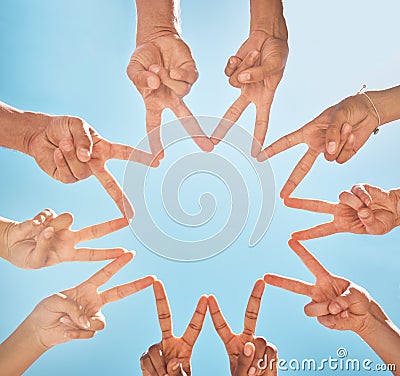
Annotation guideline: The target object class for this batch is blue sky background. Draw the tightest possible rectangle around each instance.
[0,0,399,375]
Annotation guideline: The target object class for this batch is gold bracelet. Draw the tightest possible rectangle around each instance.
[357,84,381,135]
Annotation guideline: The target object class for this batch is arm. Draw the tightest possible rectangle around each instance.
[367,85,400,126]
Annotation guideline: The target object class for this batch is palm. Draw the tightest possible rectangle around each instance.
[225,334,257,373]
[160,337,193,372]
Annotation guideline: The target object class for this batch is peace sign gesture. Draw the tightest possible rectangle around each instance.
[140,280,207,376]
[5,209,129,269]
[264,240,373,334]
[208,280,278,376]
[284,183,400,240]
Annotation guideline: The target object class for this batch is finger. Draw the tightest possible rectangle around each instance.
[51,292,90,329]
[237,62,284,84]
[328,287,369,315]
[263,274,312,297]
[76,217,129,243]
[243,279,265,337]
[32,208,56,225]
[288,239,329,278]
[167,360,187,376]
[357,208,388,234]
[49,212,74,231]
[68,118,93,162]
[29,226,55,268]
[140,353,158,375]
[280,150,318,198]
[109,142,158,167]
[127,60,161,90]
[145,108,164,161]
[326,107,348,155]
[208,295,235,346]
[153,280,173,340]
[235,342,255,376]
[147,344,167,376]
[250,337,267,374]
[229,50,260,88]
[335,132,356,164]
[181,295,208,348]
[171,102,214,152]
[283,197,335,215]
[291,222,337,240]
[303,301,330,317]
[59,314,105,331]
[325,123,352,162]
[149,65,190,97]
[351,184,372,207]
[225,55,242,77]
[59,138,92,180]
[64,329,96,340]
[266,343,278,376]
[251,105,271,157]
[101,275,155,305]
[89,163,134,220]
[85,252,134,287]
[257,129,303,162]
[338,190,365,212]
[72,248,126,262]
[54,148,77,184]
[211,95,250,145]
[170,63,199,85]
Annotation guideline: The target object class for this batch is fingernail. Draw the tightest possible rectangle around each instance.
[229,57,235,66]
[43,227,54,239]
[365,199,372,207]
[172,361,180,371]
[33,219,41,225]
[330,302,341,314]
[358,209,369,218]
[249,366,257,376]
[79,315,90,329]
[149,65,160,74]
[61,142,73,152]
[148,76,158,88]
[60,316,74,326]
[250,50,259,59]
[239,72,251,82]
[130,250,137,258]
[78,148,90,158]
[327,141,336,154]
[244,343,253,356]
[340,310,349,319]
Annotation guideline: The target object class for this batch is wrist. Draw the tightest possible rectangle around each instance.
[0,218,15,262]
[366,86,400,126]
[389,188,400,228]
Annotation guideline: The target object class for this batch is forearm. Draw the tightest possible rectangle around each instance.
[250,0,288,40]
[367,85,400,126]
[357,302,400,375]
[0,102,45,155]
[135,0,181,44]
[0,315,47,375]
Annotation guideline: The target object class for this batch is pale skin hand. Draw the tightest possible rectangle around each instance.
[283,184,400,241]
[264,240,400,375]
[0,252,155,375]
[257,94,380,197]
[127,0,214,160]
[140,280,207,376]
[209,280,278,376]
[211,0,288,158]
[2,208,130,269]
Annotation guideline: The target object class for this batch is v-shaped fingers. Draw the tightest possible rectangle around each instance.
[208,295,235,348]
[264,273,313,297]
[75,217,128,243]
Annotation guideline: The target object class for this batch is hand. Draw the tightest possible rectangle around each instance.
[257,94,379,197]
[28,252,155,348]
[127,34,214,160]
[28,115,157,218]
[140,280,207,376]
[211,30,288,157]
[5,208,129,269]
[284,184,400,240]
[208,280,278,376]
[264,239,373,334]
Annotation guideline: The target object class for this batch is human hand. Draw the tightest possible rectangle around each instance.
[211,30,288,157]
[264,240,374,334]
[28,252,155,349]
[28,115,157,218]
[127,34,214,160]
[283,184,400,240]
[209,280,278,376]
[257,94,380,197]
[140,280,207,376]
[4,208,129,269]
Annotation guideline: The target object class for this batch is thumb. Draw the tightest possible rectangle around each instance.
[357,208,387,234]
[235,342,256,375]
[326,107,347,155]
[29,226,55,268]
[167,359,187,376]
[64,117,93,163]
[149,64,190,97]
[328,286,370,316]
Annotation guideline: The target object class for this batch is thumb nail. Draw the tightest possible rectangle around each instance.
[78,148,90,158]
[43,227,54,239]
[79,315,90,329]
[244,342,253,356]
[249,367,257,376]
[330,302,341,314]
[239,72,251,82]
[327,141,337,154]
[358,209,370,218]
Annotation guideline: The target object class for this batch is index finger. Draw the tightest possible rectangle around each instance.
[257,129,303,162]
[85,252,134,287]
[251,105,271,158]
[208,295,235,347]
[75,217,128,243]
[109,142,156,167]
[280,149,319,198]
[153,280,173,340]
[264,274,312,297]
[243,279,265,338]
[288,239,329,278]
[181,295,208,348]
[89,162,134,220]
[284,197,336,215]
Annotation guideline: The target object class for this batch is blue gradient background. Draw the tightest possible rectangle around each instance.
[0,1,399,375]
